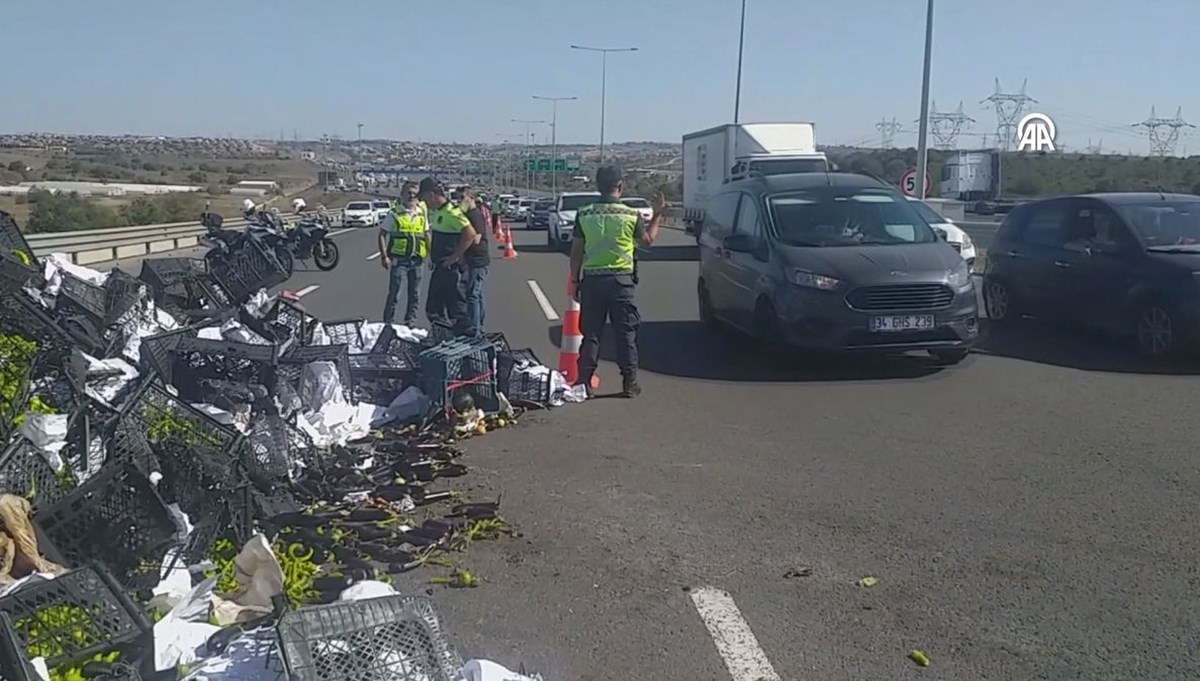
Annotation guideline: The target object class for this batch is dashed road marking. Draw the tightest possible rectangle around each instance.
[689,586,782,681]
[328,228,355,237]
[294,285,320,298]
[366,252,381,260]
[526,280,559,321]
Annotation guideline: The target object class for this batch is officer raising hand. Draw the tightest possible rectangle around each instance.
[569,166,665,398]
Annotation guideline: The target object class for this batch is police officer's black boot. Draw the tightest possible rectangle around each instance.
[620,370,641,398]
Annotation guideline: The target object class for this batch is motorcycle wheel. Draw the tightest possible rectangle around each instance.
[275,245,295,276]
[313,237,340,271]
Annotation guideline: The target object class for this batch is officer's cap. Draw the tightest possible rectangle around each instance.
[418,177,445,197]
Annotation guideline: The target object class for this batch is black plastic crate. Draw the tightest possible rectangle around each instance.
[0,252,41,296]
[137,257,206,292]
[276,595,462,681]
[0,211,37,270]
[279,343,351,395]
[0,291,77,359]
[137,258,232,317]
[347,354,416,405]
[209,236,290,304]
[169,336,283,398]
[121,381,241,464]
[0,613,34,681]
[497,348,553,407]
[369,324,423,367]
[36,463,180,592]
[242,298,318,346]
[57,273,107,322]
[322,318,365,348]
[0,564,152,669]
[0,438,72,511]
[418,337,498,413]
[102,269,148,326]
[136,325,199,383]
[485,332,510,352]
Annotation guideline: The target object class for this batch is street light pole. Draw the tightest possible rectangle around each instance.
[569,45,637,165]
[734,0,747,124]
[512,118,545,190]
[494,133,521,189]
[533,95,577,199]
[915,0,935,200]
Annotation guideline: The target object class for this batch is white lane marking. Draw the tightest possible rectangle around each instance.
[689,586,782,681]
[294,285,320,298]
[366,252,381,260]
[526,280,559,321]
[328,228,355,236]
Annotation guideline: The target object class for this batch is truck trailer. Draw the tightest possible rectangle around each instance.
[681,122,829,234]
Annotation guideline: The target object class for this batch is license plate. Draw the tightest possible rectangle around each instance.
[869,314,935,332]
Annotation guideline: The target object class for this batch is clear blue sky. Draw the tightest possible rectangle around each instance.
[7,0,1199,154]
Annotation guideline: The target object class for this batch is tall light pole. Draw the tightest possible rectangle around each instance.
[533,95,577,198]
[734,0,747,123]
[512,118,545,190]
[494,133,521,189]
[569,45,637,165]
[915,0,935,200]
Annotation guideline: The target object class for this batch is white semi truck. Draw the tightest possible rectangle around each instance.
[681,122,829,234]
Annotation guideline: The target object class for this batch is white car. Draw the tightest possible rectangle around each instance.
[908,198,977,271]
[372,200,392,221]
[620,197,654,222]
[549,192,601,250]
[343,201,379,227]
[514,198,535,222]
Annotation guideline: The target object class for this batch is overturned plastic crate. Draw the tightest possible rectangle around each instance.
[135,325,199,383]
[0,438,72,511]
[0,612,34,681]
[347,353,415,406]
[497,348,553,408]
[56,273,106,324]
[0,564,152,669]
[0,211,37,269]
[277,594,462,681]
[369,324,423,365]
[209,236,290,304]
[102,269,149,327]
[169,336,285,401]
[36,463,180,592]
[279,344,352,401]
[242,298,318,346]
[0,252,41,296]
[137,257,231,316]
[322,318,365,349]
[418,337,498,413]
[0,290,80,361]
[120,382,243,517]
[485,332,510,352]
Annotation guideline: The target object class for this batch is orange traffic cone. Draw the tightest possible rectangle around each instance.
[502,224,518,259]
[559,277,600,389]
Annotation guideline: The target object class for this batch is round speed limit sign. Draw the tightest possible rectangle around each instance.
[899,167,931,197]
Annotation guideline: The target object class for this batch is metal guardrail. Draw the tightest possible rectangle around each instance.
[26,209,345,266]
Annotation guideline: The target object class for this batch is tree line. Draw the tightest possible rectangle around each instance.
[21,190,204,234]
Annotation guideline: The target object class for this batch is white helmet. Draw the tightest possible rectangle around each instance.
[292,197,307,213]
[241,198,255,212]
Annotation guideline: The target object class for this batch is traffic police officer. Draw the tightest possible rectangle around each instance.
[418,177,479,336]
[569,166,665,398]
[377,181,428,326]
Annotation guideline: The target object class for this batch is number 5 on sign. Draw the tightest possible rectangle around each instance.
[899,167,931,197]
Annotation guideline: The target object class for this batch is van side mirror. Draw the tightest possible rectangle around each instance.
[722,233,758,253]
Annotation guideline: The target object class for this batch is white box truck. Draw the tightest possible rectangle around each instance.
[681,122,829,233]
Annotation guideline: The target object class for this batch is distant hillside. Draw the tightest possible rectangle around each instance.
[826,148,1200,197]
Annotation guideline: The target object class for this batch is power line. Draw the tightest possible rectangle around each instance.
[982,78,1035,151]
[926,101,973,150]
[1132,106,1194,156]
[875,118,902,148]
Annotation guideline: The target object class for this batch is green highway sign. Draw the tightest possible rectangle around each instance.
[523,158,582,173]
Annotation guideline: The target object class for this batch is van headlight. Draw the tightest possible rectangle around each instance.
[948,262,971,288]
[786,268,841,291]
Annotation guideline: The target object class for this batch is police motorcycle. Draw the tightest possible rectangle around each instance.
[279,211,340,272]
[200,203,292,275]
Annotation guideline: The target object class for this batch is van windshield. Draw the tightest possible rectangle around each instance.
[767,188,937,247]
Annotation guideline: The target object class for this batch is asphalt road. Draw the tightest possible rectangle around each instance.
[106,222,1200,680]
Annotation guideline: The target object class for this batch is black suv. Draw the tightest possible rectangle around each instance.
[697,172,978,362]
[982,192,1200,357]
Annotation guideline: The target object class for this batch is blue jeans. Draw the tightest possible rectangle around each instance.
[383,259,422,325]
[465,265,488,336]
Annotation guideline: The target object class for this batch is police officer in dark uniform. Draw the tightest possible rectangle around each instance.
[569,166,665,398]
[418,177,479,336]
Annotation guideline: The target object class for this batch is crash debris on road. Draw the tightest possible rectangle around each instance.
[0,214,556,681]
